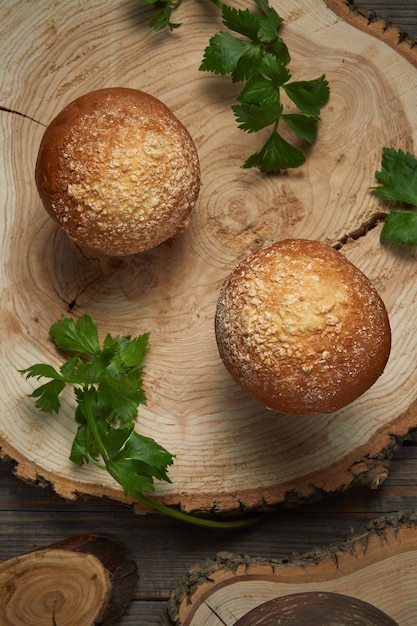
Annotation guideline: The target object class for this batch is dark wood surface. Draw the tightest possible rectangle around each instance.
[359,0,417,34]
[2,445,417,625]
[2,3,417,625]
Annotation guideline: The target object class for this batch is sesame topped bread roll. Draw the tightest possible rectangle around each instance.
[35,87,200,256]
[215,239,391,415]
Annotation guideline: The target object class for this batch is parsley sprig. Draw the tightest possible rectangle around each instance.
[371,147,417,246]
[20,314,258,528]
[145,0,330,172]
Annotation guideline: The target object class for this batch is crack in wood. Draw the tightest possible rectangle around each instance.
[332,211,387,250]
[50,246,108,312]
[206,601,229,625]
[0,105,46,126]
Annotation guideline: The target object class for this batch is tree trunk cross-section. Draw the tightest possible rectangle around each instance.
[0,534,138,626]
[164,512,417,625]
[1,1,417,515]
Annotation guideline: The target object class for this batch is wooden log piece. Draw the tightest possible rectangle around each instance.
[0,534,138,626]
[164,511,417,625]
[1,0,417,515]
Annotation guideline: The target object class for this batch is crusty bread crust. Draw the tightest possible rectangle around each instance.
[35,87,200,256]
[215,239,391,415]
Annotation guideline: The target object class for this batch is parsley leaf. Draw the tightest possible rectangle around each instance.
[222,6,267,41]
[104,425,173,495]
[233,100,283,132]
[21,314,259,528]
[372,147,417,205]
[283,76,330,116]
[371,147,417,246]
[381,211,417,246]
[200,32,260,79]
[242,131,306,172]
[27,379,66,413]
[50,314,100,355]
[143,0,183,31]
[282,113,319,144]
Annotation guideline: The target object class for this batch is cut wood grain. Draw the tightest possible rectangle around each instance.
[0,534,138,626]
[1,0,417,516]
[163,512,417,625]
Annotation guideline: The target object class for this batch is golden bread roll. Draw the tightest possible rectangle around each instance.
[35,87,200,256]
[215,239,391,415]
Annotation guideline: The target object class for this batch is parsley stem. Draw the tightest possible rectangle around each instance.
[81,385,261,528]
[83,386,110,465]
[87,455,107,472]
[136,492,264,528]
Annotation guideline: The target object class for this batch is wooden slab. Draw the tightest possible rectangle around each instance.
[1,1,417,515]
[0,534,137,625]
[163,512,417,625]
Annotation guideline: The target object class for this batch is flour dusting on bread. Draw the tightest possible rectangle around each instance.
[35,87,200,256]
[215,239,391,415]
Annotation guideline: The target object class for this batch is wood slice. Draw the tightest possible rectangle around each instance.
[0,534,138,625]
[164,511,417,625]
[1,1,417,514]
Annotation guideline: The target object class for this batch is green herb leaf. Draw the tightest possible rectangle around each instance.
[50,314,100,355]
[28,379,66,413]
[98,374,146,424]
[60,356,82,382]
[371,147,417,246]
[254,0,283,29]
[254,0,284,43]
[237,74,279,105]
[70,424,92,465]
[231,43,263,82]
[381,211,417,246]
[233,100,282,132]
[105,426,174,496]
[281,112,319,143]
[242,130,306,172]
[265,36,290,66]
[200,32,256,77]
[257,15,282,43]
[144,0,183,31]
[117,333,150,368]
[372,147,417,206]
[283,75,330,115]
[19,363,65,412]
[259,52,291,86]
[221,6,264,41]
[20,363,63,381]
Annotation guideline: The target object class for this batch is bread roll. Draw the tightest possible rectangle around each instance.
[215,239,391,415]
[234,592,399,626]
[35,87,200,256]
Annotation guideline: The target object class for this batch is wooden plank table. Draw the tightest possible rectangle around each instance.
[2,444,417,625]
[1,2,417,625]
